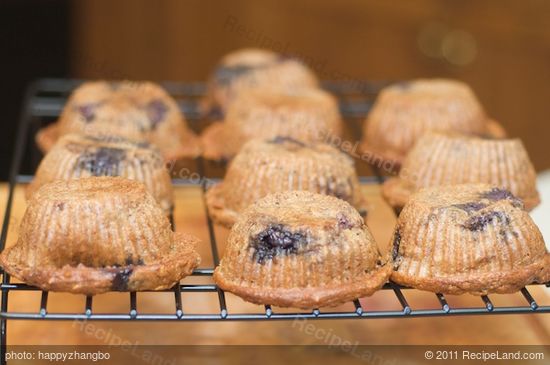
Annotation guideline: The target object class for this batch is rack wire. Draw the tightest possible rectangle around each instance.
[1,79,549,363]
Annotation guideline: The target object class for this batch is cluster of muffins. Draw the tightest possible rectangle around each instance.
[1,48,547,308]
[2,81,203,295]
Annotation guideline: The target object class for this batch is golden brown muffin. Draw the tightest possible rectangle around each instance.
[0,177,200,294]
[201,88,343,160]
[391,184,549,295]
[214,191,391,308]
[206,137,366,228]
[201,48,319,117]
[382,133,540,210]
[36,81,201,160]
[360,79,506,167]
[28,134,174,214]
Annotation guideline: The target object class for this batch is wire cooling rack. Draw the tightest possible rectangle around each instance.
[1,79,549,363]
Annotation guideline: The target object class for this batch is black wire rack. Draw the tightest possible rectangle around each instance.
[1,79,549,363]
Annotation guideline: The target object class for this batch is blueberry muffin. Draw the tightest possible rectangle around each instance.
[360,79,506,168]
[201,48,319,117]
[214,191,391,308]
[28,134,173,214]
[391,184,549,295]
[383,133,540,210]
[206,137,366,227]
[201,88,343,160]
[0,177,200,294]
[36,81,201,160]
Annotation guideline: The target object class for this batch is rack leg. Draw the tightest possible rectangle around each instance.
[0,319,6,365]
[0,285,8,365]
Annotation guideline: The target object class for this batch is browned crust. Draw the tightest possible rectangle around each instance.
[161,130,202,161]
[0,232,201,295]
[485,119,507,139]
[358,120,507,173]
[382,177,540,211]
[35,123,201,161]
[381,177,412,209]
[200,122,233,161]
[391,254,550,295]
[35,123,59,153]
[358,141,404,173]
[214,263,391,309]
[205,183,240,228]
[206,183,370,229]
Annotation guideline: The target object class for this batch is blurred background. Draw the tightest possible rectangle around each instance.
[1,0,550,179]
[2,1,550,357]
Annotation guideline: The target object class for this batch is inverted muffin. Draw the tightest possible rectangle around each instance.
[360,79,506,167]
[382,133,540,210]
[206,137,366,227]
[391,183,549,295]
[214,191,390,308]
[28,134,173,214]
[201,48,319,117]
[36,81,201,160]
[0,177,200,294]
[201,88,343,160]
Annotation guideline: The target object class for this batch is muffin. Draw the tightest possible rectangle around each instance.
[206,137,366,227]
[382,133,540,210]
[28,134,174,214]
[36,81,201,160]
[391,184,549,295]
[360,79,506,167]
[0,177,200,294]
[201,88,343,160]
[201,48,319,117]
[214,191,391,308]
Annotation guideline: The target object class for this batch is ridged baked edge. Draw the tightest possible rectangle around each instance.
[358,141,404,172]
[206,182,369,229]
[359,120,508,173]
[200,122,235,161]
[205,183,240,228]
[213,263,391,309]
[391,253,550,295]
[0,232,201,295]
[36,121,201,161]
[382,177,540,211]
[160,129,202,161]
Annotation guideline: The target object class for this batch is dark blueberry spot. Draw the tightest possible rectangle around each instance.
[146,99,169,129]
[461,211,510,232]
[55,202,64,211]
[135,140,151,148]
[251,224,307,264]
[77,102,103,123]
[392,228,401,261]
[480,188,522,207]
[325,180,352,201]
[453,202,487,213]
[337,213,354,230]
[111,267,133,291]
[214,64,255,86]
[125,255,144,266]
[268,136,307,147]
[207,104,224,120]
[76,147,126,176]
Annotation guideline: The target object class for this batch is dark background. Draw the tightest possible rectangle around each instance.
[2,0,550,180]
[1,0,70,180]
